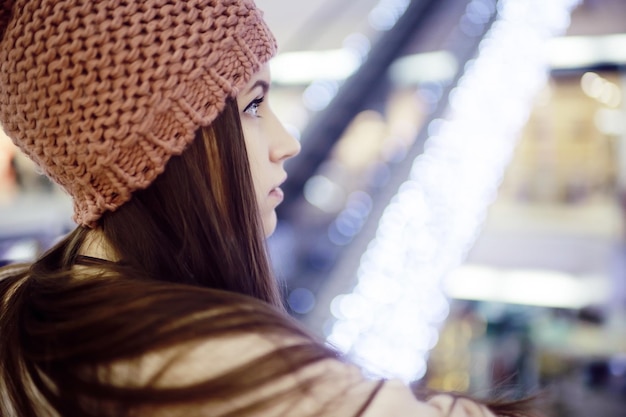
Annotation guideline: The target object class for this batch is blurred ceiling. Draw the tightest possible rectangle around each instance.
[257,0,626,54]
[256,0,380,52]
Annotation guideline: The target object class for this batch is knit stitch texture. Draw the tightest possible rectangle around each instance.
[0,0,276,226]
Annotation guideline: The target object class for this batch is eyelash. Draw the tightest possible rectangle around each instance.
[244,97,264,117]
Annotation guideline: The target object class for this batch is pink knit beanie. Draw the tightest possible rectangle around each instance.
[0,0,276,227]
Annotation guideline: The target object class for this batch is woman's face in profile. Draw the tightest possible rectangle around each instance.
[237,64,301,236]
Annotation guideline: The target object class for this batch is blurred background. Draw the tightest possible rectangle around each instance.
[1,0,625,415]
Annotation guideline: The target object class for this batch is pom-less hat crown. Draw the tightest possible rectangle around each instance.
[0,0,276,227]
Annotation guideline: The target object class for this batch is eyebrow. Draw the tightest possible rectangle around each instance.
[246,80,269,95]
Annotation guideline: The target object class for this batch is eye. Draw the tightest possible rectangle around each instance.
[244,97,264,117]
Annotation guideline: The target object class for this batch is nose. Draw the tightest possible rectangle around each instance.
[270,112,301,162]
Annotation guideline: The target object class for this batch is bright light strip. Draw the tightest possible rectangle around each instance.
[270,33,626,86]
[270,49,457,86]
[388,51,458,85]
[270,50,361,84]
[548,33,626,70]
[326,0,581,383]
[445,265,609,308]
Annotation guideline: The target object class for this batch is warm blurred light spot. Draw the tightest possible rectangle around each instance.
[581,72,622,108]
[441,371,471,392]
[581,72,603,98]
[332,111,387,172]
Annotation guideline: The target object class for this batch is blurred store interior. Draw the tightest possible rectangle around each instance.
[1,0,625,415]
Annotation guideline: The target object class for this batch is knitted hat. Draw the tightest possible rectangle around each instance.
[0,0,276,227]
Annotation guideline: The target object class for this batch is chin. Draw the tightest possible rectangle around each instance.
[262,212,277,238]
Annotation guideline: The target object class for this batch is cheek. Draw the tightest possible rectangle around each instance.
[242,132,269,208]
[242,129,276,237]
[245,144,265,198]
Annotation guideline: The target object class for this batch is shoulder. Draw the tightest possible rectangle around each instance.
[115,301,493,417]
[89,282,427,416]
[111,329,457,417]
[111,331,365,416]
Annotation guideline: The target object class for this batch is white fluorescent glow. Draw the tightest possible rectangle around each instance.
[389,51,458,85]
[4,239,38,262]
[548,33,626,70]
[445,265,609,308]
[326,0,581,383]
[270,50,361,84]
[270,33,625,87]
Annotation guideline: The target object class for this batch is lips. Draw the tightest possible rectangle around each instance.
[269,187,284,202]
[269,176,287,203]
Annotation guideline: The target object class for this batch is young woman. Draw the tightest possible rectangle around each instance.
[0,0,541,416]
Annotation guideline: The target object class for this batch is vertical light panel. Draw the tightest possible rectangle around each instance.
[326,0,581,382]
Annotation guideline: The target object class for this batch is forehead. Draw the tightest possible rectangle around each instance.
[247,63,271,85]
[239,63,271,98]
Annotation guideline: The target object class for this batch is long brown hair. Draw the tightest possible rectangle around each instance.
[73,97,279,307]
[0,99,545,416]
[0,98,333,416]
